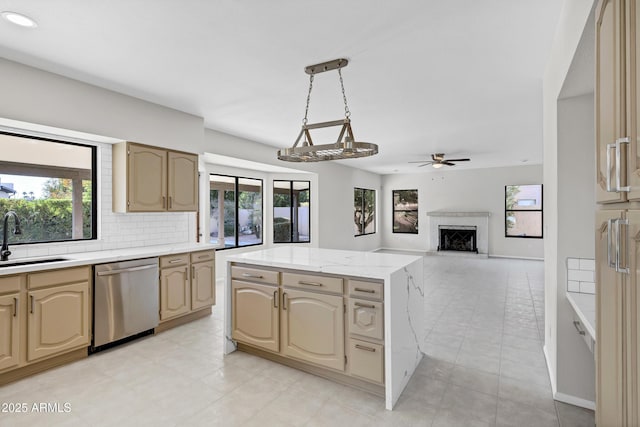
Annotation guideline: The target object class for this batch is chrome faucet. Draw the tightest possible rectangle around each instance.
[1,211,22,261]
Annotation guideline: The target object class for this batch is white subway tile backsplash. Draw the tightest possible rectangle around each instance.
[579,259,595,271]
[567,258,580,269]
[568,269,594,282]
[580,282,596,294]
[568,280,580,292]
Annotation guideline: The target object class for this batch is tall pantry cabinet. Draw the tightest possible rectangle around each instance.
[596,0,640,425]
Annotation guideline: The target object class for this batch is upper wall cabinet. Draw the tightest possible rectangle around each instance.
[113,142,198,212]
[596,0,640,203]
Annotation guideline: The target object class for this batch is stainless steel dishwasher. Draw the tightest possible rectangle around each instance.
[92,257,159,352]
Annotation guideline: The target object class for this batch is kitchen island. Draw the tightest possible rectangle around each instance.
[224,247,424,410]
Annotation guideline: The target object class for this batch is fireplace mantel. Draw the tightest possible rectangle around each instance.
[426,211,491,218]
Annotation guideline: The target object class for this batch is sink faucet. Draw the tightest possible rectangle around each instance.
[1,211,22,261]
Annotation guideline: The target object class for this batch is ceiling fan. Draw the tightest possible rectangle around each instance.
[409,153,470,169]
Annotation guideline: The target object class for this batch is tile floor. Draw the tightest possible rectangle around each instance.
[0,256,594,426]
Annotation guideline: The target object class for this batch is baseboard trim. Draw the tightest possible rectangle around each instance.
[543,344,557,396]
[554,391,596,410]
[489,254,544,261]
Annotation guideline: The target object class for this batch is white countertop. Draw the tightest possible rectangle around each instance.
[0,242,216,276]
[567,291,596,341]
[226,247,422,280]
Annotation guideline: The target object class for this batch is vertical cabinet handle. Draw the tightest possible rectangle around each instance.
[273,290,278,308]
[617,218,630,274]
[607,142,615,192]
[162,196,166,209]
[169,196,173,209]
[192,265,196,278]
[13,297,17,317]
[608,218,616,269]
[30,295,34,314]
[282,292,288,310]
[615,137,630,192]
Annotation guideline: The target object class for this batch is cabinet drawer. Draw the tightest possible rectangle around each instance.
[282,272,343,295]
[160,253,189,268]
[348,280,383,301]
[231,265,279,286]
[348,298,383,340]
[190,250,215,263]
[0,275,22,294]
[28,266,90,290]
[349,339,384,384]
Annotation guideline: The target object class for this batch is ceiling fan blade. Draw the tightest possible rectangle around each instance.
[408,160,431,163]
[417,163,432,167]
[446,158,470,162]
[442,161,456,166]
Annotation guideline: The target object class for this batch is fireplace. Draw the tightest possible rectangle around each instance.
[438,225,478,253]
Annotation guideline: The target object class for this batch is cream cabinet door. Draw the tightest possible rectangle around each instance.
[191,260,215,310]
[596,209,625,426]
[628,1,640,200]
[231,280,279,352]
[281,288,344,371]
[596,0,627,203]
[0,293,20,371]
[127,143,167,211]
[168,151,198,211]
[160,266,191,320]
[27,282,89,362]
[627,209,640,425]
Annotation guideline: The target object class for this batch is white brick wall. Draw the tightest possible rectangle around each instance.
[11,143,195,258]
[566,257,595,295]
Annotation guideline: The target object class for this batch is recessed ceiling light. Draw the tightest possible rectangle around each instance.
[1,11,38,28]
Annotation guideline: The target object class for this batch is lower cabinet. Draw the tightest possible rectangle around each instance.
[281,288,345,371]
[0,293,20,371]
[348,338,384,384]
[231,281,279,352]
[192,260,215,310]
[160,265,191,320]
[27,282,89,362]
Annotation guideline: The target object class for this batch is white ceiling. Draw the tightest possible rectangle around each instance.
[0,1,563,174]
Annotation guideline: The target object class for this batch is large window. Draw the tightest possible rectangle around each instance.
[392,189,418,234]
[354,188,376,236]
[0,132,97,244]
[273,180,310,243]
[505,184,543,238]
[210,175,263,249]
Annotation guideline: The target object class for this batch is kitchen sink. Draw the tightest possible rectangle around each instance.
[0,257,69,268]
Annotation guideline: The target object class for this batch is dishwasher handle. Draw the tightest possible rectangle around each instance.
[96,264,157,276]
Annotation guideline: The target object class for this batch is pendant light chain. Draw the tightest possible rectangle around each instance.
[302,74,314,125]
[338,68,351,119]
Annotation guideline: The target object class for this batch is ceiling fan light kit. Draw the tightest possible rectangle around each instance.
[277,58,378,162]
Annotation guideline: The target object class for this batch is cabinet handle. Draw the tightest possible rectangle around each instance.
[198,254,210,259]
[606,142,615,192]
[354,302,376,309]
[13,297,18,317]
[355,344,376,352]
[573,320,586,336]
[242,273,263,279]
[163,196,166,209]
[30,295,34,314]
[282,292,288,310]
[169,196,173,209]
[616,218,630,274]
[607,218,616,269]
[354,287,375,294]
[273,290,278,308]
[192,265,196,278]
[615,137,631,192]
[298,280,322,287]
[169,259,184,264]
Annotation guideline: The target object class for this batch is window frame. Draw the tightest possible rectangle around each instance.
[0,131,98,245]
[272,180,311,244]
[392,189,419,234]
[209,173,264,250]
[354,187,376,237]
[504,184,543,239]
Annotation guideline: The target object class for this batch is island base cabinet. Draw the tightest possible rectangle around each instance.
[281,288,344,372]
[0,293,20,371]
[348,339,384,384]
[27,282,89,363]
[231,281,279,353]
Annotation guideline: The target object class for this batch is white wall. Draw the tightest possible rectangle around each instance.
[542,0,595,399]
[556,93,596,404]
[380,165,544,258]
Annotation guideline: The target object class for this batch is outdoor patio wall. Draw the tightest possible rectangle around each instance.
[380,164,544,259]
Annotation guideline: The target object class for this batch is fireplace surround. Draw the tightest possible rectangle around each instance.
[427,211,490,256]
[438,225,478,253]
